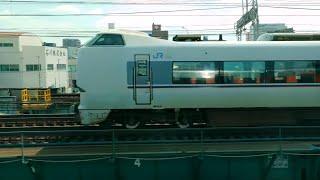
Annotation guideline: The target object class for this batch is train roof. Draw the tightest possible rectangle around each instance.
[85,30,320,47]
[257,32,320,41]
[260,32,320,36]
[97,29,150,37]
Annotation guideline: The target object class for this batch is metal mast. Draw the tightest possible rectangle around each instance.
[235,0,259,41]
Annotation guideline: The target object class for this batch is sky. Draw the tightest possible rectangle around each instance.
[0,0,320,45]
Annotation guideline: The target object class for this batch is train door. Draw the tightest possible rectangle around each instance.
[133,54,153,105]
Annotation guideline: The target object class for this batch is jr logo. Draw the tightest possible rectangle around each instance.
[153,52,163,60]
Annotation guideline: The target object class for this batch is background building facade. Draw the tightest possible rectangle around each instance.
[63,39,81,48]
[67,47,79,87]
[0,32,69,89]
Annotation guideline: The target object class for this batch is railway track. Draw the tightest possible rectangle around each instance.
[0,113,81,128]
[51,93,80,104]
[1,126,320,147]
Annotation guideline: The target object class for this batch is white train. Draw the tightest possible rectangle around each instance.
[78,30,320,128]
[257,33,320,41]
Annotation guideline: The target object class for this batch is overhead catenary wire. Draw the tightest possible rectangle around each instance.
[1,0,320,40]
[1,0,320,6]
[1,1,320,16]
[0,28,236,32]
[0,6,320,17]
[2,0,320,8]
[2,14,320,17]
[1,28,320,38]
[0,33,240,38]
[2,23,320,32]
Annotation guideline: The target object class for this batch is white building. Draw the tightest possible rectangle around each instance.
[0,32,69,89]
[66,47,78,87]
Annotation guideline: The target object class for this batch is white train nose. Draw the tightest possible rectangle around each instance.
[79,106,110,125]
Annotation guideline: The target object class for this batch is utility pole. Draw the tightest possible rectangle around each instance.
[37,56,40,88]
[58,59,61,88]
[235,0,259,41]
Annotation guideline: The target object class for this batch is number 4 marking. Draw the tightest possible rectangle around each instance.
[134,158,141,167]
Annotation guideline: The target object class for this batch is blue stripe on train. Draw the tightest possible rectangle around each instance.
[127,61,173,85]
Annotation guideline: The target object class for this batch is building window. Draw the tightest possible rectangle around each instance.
[173,62,218,84]
[273,61,316,83]
[47,64,54,70]
[9,64,19,71]
[68,65,77,72]
[57,64,66,70]
[0,65,9,71]
[26,64,41,71]
[0,43,13,47]
[223,61,265,84]
[0,64,19,72]
[93,34,125,46]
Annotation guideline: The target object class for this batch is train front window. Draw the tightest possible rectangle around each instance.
[223,62,265,84]
[92,34,125,46]
[173,62,217,84]
[273,61,316,83]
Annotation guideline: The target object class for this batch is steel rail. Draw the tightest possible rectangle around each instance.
[0,113,81,129]
[1,126,320,147]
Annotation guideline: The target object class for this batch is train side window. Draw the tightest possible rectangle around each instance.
[273,61,316,83]
[294,61,316,83]
[93,34,125,46]
[273,62,287,83]
[172,62,217,84]
[316,61,320,82]
[223,61,265,84]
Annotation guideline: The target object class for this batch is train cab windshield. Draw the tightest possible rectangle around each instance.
[85,34,125,46]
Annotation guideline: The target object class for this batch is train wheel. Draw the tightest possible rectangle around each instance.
[177,121,190,128]
[176,112,190,128]
[125,117,140,129]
